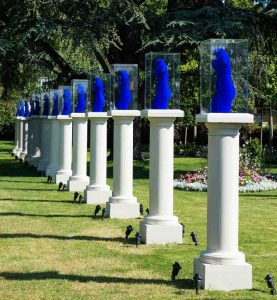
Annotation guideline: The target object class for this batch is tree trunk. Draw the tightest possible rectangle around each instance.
[269,102,274,146]
[184,125,188,146]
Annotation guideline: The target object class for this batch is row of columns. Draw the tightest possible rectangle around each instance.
[12,111,253,291]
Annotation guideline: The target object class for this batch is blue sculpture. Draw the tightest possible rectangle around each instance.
[15,102,20,116]
[43,94,50,115]
[93,78,105,112]
[75,83,86,113]
[152,58,172,109]
[52,92,59,116]
[19,100,25,117]
[61,88,71,115]
[24,101,30,118]
[115,70,132,110]
[33,96,40,115]
[211,48,236,113]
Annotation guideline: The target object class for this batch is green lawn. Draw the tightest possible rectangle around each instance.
[0,140,276,300]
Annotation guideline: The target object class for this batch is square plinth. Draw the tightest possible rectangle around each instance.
[193,258,252,291]
[196,113,254,124]
[56,172,72,185]
[107,202,140,219]
[85,188,112,205]
[68,177,90,192]
[140,222,183,245]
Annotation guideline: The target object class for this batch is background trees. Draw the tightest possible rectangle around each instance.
[0,0,276,148]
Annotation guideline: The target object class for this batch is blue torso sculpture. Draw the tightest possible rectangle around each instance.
[61,88,71,115]
[93,78,105,112]
[24,101,30,118]
[115,70,132,110]
[33,96,40,115]
[43,94,50,115]
[152,58,172,109]
[75,83,86,113]
[19,100,25,117]
[52,92,59,116]
[211,48,236,113]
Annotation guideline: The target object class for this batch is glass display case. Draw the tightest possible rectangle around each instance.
[145,52,180,109]
[111,64,138,110]
[58,86,72,115]
[90,74,111,112]
[49,89,59,116]
[32,93,41,115]
[199,39,248,114]
[42,92,50,116]
[71,79,89,113]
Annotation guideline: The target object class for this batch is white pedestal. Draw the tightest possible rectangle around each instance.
[68,113,89,191]
[56,116,72,184]
[37,117,50,172]
[84,112,112,204]
[25,118,33,164]
[30,116,41,167]
[46,117,60,178]
[194,113,254,291]
[16,117,24,158]
[20,118,28,161]
[12,118,20,156]
[107,110,140,219]
[140,109,184,244]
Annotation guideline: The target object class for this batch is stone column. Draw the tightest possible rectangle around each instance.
[20,118,28,161]
[140,110,183,244]
[30,116,41,167]
[56,116,72,184]
[25,118,33,164]
[193,113,253,291]
[84,112,112,204]
[107,110,140,219]
[46,117,60,178]
[68,113,89,191]
[37,117,50,173]
[16,117,24,158]
[12,118,19,156]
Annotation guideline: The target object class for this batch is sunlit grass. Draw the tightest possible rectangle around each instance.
[0,141,276,299]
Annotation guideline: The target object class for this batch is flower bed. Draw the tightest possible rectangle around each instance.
[174,166,277,193]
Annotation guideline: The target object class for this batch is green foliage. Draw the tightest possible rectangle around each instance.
[0,100,16,139]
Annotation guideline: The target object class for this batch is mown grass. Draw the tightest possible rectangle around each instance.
[0,140,276,300]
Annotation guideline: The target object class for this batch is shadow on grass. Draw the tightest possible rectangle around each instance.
[104,163,149,180]
[0,198,73,204]
[0,212,92,218]
[0,271,194,289]
[0,233,125,242]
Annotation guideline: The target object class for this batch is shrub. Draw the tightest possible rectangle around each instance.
[0,100,16,140]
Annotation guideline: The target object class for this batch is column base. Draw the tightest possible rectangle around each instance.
[56,171,72,185]
[85,185,112,204]
[107,197,140,219]
[46,165,58,178]
[37,159,49,172]
[31,156,40,167]
[68,176,90,192]
[193,258,252,291]
[20,152,27,161]
[12,148,17,156]
[16,149,22,158]
[140,220,183,244]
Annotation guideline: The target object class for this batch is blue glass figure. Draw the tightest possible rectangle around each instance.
[33,96,40,115]
[61,88,71,115]
[115,70,132,110]
[93,78,105,112]
[211,48,236,113]
[152,58,172,109]
[75,83,86,113]
[19,100,25,117]
[52,92,59,116]
[24,101,30,118]
[43,94,50,115]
